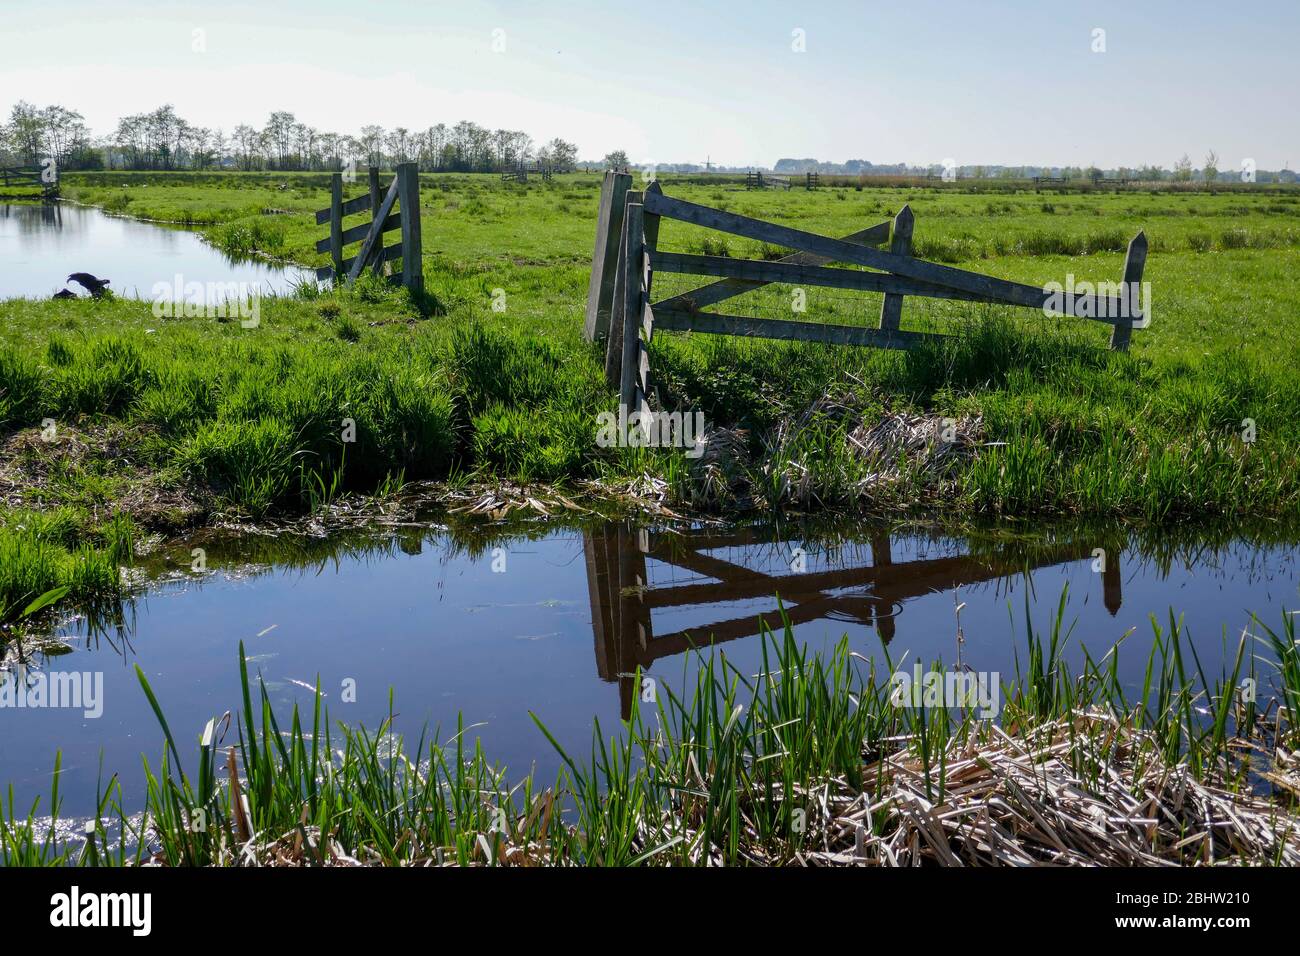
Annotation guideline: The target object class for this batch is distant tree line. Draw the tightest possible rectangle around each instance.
[1,102,99,169]
[0,101,582,174]
[8,101,1286,184]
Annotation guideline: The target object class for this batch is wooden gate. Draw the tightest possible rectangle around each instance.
[1,165,57,198]
[585,176,1149,414]
[315,162,423,293]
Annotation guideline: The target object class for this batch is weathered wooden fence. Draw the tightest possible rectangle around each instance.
[584,176,1148,413]
[746,170,792,190]
[585,523,1122,718]
[806,171,820,190]
[314,163,422,293]
[1,165,57,197]
[501,162,554,184]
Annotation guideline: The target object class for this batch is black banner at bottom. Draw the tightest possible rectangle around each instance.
[0,864,1285,941]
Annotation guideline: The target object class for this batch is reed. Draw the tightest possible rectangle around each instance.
[5,591,1297,867]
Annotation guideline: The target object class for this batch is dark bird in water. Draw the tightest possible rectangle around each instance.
[67,272,111,297]
[52,288,78,299]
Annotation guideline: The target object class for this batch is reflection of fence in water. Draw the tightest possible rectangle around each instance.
[584,524,1123,719]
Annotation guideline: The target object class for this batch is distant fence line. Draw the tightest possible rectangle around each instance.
[745,170,790,190]
[501,162,555,184]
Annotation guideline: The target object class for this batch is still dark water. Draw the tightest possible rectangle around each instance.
[0,202,312,299]
[3,518,1297,817]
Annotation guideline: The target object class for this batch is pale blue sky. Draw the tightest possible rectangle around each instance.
[3,0,1296,168]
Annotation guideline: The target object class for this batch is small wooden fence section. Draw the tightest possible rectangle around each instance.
[1,165,57,197]
[806,171,820,190]
[745,170,790,190]
[314,163,422,293]
[584,174,1148,413]
[501,162,554,184]
[585,524,1122,719]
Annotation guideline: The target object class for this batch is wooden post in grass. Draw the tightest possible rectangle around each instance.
[604,224,627,387]
[329,173,343,277]
[585,170,633,343]
[641,180,662,398]
[396,162,423,295]
[367,165,385,275]
[621,204,655,421]
[642,180,662,301]
[878,204,913,331]
[618,201,647,413]
[605,190,642,388]
[1109,231,1147,352]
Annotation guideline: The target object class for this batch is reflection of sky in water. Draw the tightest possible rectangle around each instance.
[2,522,1296,816]
[0,203,313,299]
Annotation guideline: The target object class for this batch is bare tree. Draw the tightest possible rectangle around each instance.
[231,124,259,171]
[1203,150,1220,183]
[359,125,386,167]
[540,137,577,171]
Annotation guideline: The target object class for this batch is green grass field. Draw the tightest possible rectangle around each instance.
[2,171,1299,615]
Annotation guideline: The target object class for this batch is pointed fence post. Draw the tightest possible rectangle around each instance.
[605,190,643,388]
[367,165,385,275]
[879,204,914,331]
[329,173,343,277]
[642,180,662,311]
[585,170,633,342]
[1109,231,1147,351]
[618,201,647,414]
[396,162,423,295]
[604,225,628,387]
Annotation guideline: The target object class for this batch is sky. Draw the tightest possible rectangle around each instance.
[2,0,1297,169]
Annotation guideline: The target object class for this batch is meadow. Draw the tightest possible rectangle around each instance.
[2,171,1300,615]
[3,173,1300,867]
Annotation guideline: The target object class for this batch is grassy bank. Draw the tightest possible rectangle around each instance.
[4,599,1298,867]
[3,173,1300,616]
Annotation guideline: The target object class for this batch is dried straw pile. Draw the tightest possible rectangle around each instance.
[797,711,1300,866]
[760,386,983,508]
